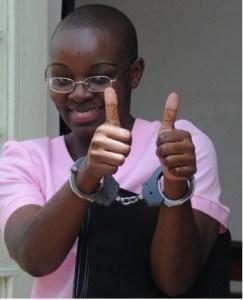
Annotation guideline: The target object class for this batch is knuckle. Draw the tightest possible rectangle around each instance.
[156,146,163,158]
[157,145,167,157]
[118,155,126,166]
[111,166,118,174]
[123,145,131,156]
[91,136,103,148]
[122,129,132,143]
[158,132,167,142]
[183,139,194,151]
[156,137,161,147]
[176,129,189,140]
[96,124,105,133]
[163,156,172,166]
[156,147,161,158]
[183,130,192,140]
[89,149,99,160]
[188,143,195,152]
[96,124,110,134]
[189,158,195,166]
[174,167,182,174]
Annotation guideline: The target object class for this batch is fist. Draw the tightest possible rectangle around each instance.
[156,93,197,180]
[83,87,131,180]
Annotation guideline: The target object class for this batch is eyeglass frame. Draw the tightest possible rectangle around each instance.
[44,59,137,94]
[46,76,117,93]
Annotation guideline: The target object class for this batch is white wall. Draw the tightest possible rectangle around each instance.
[7,0,48,141]
[47,0,62,138]
[75,0,241,240]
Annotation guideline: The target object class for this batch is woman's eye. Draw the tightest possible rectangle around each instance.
[90,76,110,85]
[56,78,71,86]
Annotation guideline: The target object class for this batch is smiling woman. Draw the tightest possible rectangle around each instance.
[0,2,232,299]
[47,18,142,156]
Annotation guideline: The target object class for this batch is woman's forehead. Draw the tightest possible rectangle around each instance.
[50,27,121,57]
[49,27,124,73]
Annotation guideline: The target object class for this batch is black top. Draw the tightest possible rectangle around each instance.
[73,189,230,298]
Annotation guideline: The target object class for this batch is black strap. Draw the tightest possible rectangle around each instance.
[73,208,90,298]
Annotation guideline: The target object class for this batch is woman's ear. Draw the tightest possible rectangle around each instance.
[130,57,145,88]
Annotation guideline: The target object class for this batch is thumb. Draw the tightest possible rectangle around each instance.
[161,92,179,130]
[104,87,120,127]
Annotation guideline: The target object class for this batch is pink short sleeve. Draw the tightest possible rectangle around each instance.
[177,120,230,232]
[0,141,45,235]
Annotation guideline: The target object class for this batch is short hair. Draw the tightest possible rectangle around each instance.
[51,4,138,62]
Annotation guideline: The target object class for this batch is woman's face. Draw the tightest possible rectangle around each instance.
[48,27,135,140]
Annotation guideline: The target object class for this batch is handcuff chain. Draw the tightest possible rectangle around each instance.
[115,194,143,206]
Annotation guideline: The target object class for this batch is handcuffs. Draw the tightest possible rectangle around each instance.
[69,157,195,207]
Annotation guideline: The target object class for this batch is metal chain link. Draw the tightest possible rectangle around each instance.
[115,194,144,206]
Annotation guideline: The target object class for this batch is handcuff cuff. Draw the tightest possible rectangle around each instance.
[69,157,196,207]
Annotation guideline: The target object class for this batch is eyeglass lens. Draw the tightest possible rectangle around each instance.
[49,76,113,93]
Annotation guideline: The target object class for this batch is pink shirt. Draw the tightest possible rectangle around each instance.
[0,118,230,298]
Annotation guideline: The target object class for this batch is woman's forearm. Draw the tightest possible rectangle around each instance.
[5,181,89,277]
[150,201,202,296]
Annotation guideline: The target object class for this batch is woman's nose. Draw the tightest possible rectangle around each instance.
[68,82,92,102]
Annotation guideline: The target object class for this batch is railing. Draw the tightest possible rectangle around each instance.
[0,266,18,298]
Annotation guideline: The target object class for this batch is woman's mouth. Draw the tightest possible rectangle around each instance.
[68,107,103,124]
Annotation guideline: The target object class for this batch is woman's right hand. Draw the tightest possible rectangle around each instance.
[76,87,132,192]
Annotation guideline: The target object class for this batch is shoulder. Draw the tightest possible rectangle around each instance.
[136,118,214,148]
[176,119,209,139]
[138,117,218,164]
[1,136,64,161]
[136,118,210,137]
[175,119,216,157]
[0,136,68,183]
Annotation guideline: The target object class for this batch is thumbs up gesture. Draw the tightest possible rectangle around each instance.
[156,93,197,180]
[83,87,132,181]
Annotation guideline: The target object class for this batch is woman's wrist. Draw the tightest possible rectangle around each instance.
[163,177,188,200]
[76,168,102,194]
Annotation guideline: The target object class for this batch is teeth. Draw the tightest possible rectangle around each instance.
[73,108,98,116]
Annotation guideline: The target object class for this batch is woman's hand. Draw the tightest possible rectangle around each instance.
[156,92,197,181]
[156,93,197,199]
[76,87,132,192]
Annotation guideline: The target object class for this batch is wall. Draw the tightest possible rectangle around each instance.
[75,0,242,240]
[47,0,62,138]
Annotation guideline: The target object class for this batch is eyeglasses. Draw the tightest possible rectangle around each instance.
[47,76,118,93]
[45,65,133,94]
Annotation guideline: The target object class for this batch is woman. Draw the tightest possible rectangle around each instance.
[0,4,229,298]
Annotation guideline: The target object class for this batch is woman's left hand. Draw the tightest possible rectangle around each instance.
[156,93,197,181]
